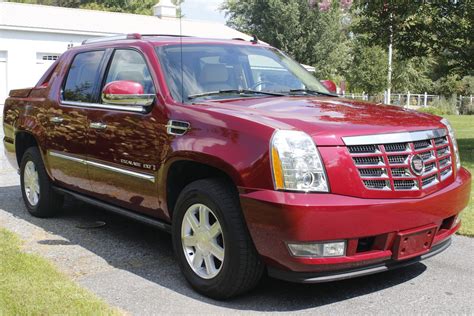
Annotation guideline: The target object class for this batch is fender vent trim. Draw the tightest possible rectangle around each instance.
[166,120,190,136]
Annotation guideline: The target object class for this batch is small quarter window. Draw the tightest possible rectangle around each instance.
[63,50,105,103]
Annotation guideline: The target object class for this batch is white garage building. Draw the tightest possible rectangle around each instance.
[0,0,251,111]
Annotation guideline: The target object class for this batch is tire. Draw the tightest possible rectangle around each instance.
[172,178,264,299]
[20,147,63,218]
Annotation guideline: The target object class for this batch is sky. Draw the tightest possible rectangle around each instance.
[180,0,227,23]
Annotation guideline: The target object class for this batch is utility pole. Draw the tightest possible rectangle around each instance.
[387,12,393,105]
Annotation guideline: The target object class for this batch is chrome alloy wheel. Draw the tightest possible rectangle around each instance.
[181,203,225,279]
[24,160,40,206]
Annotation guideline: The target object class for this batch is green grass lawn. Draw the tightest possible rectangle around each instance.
[0,228,121,315]
[445,115,474,236]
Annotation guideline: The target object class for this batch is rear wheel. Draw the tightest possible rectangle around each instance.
[20,147,63,218]
[172,178,264,299]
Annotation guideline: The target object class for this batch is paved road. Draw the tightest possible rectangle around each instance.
[1,129,473,315]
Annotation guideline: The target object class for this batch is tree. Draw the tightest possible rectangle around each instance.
[391,55,434,93]
[11,0,82,7]
[353,1,473,78]
[345,42,387,94]
[10,0,185,16]
[79,0,157,15]
[222,0,351,81]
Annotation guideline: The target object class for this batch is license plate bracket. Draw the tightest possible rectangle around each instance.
[393,224,437,260]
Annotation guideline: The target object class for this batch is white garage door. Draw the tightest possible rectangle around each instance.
[0,51,7,110]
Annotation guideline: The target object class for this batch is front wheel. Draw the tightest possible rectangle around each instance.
[172,178,264,299]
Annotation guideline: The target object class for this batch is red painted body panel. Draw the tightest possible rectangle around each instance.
[2,37,472,279]
[103,80,144,95]
[240,167,470,272]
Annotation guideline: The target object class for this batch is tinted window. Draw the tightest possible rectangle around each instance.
[155,44,328,102]
[104,50,155,95]
[63,50,105,103]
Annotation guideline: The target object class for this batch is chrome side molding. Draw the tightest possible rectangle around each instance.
[61,101,146,113]
[342,129,447,146]
[48,151,155,183]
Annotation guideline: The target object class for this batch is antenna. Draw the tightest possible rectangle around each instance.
[179,2,184,103]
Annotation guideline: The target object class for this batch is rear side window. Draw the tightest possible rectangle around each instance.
[63,50,105,103]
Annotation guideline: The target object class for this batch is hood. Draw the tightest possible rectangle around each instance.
[193,96,445,146]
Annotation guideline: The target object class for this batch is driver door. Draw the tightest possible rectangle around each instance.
[85,48,161,216]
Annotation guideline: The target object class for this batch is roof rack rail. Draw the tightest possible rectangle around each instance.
[140,34,191,38]
[82,33,142,45]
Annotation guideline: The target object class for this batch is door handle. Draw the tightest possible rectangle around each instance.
[50,116,64,124]
[90,122,107,130]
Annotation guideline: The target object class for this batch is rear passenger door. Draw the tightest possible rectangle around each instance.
[47,50,106,194]
[85,49,161,216]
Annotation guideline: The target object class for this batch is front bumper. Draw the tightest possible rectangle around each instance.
[240,167,471,276]
[268,237,452,283]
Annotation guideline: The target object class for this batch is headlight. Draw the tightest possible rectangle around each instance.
[441,118,461,171]
[270,130,329,192]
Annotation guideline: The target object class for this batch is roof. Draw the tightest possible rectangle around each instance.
[77,34,264,48]
[0,2,251,40]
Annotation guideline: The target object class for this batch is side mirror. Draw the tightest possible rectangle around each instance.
[102,80,154,107]
[320,80,338,94]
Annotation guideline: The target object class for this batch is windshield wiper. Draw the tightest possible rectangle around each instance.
[188,89,285,100]
[288,89,338,97]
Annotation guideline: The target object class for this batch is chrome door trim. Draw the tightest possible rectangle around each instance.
[342,129,447,146]
[87,160,155,182]
[48,151,155,183]
[61,100,146,113]
[49,151,87,165]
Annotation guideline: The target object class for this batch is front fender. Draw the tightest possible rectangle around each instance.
[164,114,275,190]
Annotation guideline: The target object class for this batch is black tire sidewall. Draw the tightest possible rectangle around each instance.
[172,184,241,294]
[20,148,42,212]
[20,147,61,217]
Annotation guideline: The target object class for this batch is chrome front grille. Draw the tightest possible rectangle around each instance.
[344,130,453,191]
[363,179,390,190]
[394,179,418,190]
[391,168,411,177]
[422,174,438,188]
[348,145,379,154]
[413,140,432,150]
[384,143,408,152]
[387,155,408,164]
[359,168,387,177]
[353,156,384,166]
[420,151,434,161]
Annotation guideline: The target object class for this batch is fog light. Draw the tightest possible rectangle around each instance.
[287,241,346,258]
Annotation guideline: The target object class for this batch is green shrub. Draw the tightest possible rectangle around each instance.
[418,95,458,115]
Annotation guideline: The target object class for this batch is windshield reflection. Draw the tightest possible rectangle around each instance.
[155,44,330,102]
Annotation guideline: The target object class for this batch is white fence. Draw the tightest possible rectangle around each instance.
[341,92,474,113]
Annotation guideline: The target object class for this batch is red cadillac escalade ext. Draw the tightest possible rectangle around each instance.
[2,34,471,299]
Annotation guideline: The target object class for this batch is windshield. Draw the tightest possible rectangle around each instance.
[155,44,330,102]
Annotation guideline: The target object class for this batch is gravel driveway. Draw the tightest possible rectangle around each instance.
[0,130,473,315]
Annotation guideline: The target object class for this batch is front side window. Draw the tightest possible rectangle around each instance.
[104,49,155,95]
[155,44,329,102]
[63,50,105,103]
